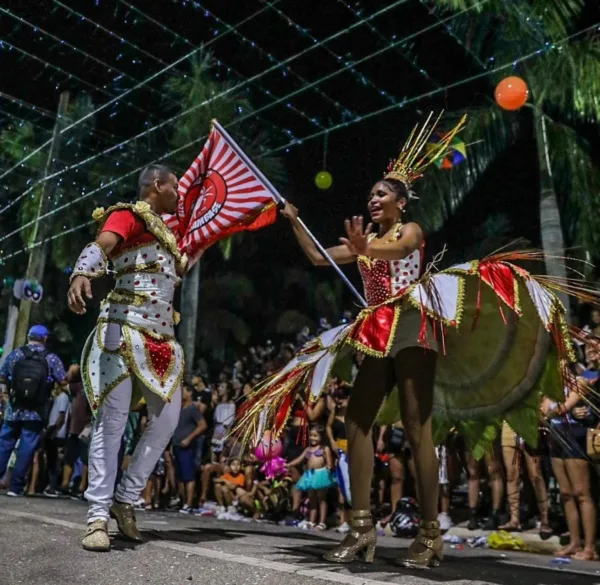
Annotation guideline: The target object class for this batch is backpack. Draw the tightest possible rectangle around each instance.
[9,346,50,411]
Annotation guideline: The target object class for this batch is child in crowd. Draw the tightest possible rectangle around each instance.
[214,457,256,516]
[288,426,335,530]
[173,382,207,513]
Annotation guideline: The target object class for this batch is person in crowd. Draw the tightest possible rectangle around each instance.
[327,384,351,533]
[41,384,71,497]
[498,421,551,537]
[0,325,68,496]
[544,358,599,560]
[60,364,91,498]
[214,457,256,515]
[211,382,236,461]
[173,382,207,513]
[288,426,335,530]
[377,423,414,520]
[464,445,504,531]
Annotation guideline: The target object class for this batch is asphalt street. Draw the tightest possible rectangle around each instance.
[1,496,600,585]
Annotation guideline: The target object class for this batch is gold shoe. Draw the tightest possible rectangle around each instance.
[323,509,376,564]
[110,500,143,542]
[82,519,110,552]
[398,520,443,569]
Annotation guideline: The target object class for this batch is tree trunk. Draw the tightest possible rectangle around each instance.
[179,260,200,377]
[13,91,70,347]
[534,110,571,319]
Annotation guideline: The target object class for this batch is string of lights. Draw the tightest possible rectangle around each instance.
[0,3,476,220]
[0,89,137,145]
[265,0,399,104]
[0,38,149,116]
[4,9,590,261]
[51,0,170,66]
[0,109,134,192]
[418,0,489,69]
[1,11,299,152]
[1,7,187,115]
[336,0,440,87]
[191,1,373,115]
[113,0,328,131]
[0,2,275,183]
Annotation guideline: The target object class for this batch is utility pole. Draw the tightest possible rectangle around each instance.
[13,91,70,348]
[178,260,200,377]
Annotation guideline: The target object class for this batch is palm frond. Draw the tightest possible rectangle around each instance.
[546,119,600,262]
[415,106,520,232]
[529,39,600,123]
[430,0,583,39]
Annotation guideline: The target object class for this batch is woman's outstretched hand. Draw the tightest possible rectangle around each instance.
[280,201,299,221]
[339,216,373,256]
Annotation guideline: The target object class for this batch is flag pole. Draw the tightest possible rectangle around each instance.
[213,120,367,308]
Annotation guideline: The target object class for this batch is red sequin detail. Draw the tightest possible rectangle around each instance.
[142,333,173,379]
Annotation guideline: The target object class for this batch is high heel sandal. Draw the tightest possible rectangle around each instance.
[323,509,376,564]
[398,520,443,569]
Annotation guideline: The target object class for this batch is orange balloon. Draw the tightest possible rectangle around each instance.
[494,76,529,111]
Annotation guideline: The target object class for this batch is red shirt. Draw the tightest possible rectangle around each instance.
[100,210,154,257]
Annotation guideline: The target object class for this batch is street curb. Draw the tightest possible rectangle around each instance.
[447,525,561,555]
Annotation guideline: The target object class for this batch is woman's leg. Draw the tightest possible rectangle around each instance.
[324,356,394,563]
[388,454,405,511]
[551,457,582,556]
[566,459,597,559]
[523,450,550,530]
[345,356,396,515]
[466,453,480,529]
[499,445,520,529]
[394,347,438,522]
[485,448,504,529]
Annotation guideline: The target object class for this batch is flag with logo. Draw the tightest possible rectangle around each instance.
[164,120,280,267]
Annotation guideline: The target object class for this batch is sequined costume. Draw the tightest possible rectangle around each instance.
[80,201,187,411]
[234,238,588,456]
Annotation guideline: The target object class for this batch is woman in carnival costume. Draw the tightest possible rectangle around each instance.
[233,113,597,568]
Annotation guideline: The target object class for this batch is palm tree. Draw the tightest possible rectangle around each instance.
[419,0,600,314]
[163,52,285,374]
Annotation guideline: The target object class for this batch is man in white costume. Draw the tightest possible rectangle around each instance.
[68,164,187,551]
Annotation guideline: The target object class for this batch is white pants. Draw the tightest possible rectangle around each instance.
[85,324,181,523]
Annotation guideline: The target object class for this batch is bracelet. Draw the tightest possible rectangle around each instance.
[70,242,108,283]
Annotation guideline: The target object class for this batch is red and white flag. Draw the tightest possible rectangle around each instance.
[165,120,279,267]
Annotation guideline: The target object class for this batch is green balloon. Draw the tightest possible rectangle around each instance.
[315,170,333,190]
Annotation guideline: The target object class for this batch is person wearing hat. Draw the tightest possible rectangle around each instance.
[0,324,68,496]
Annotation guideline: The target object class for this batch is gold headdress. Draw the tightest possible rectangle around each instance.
[384,112,467,197]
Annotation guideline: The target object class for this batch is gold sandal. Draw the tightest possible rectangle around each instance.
[323,509,376,564]
[398,520,443,569]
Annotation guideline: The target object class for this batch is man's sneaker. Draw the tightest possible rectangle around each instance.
[109,501,143,542]
[179,504,192,514]
[6,491,22,497]
[438,512,453,532]
[335,522,351,534]
[43,487,59,498]
[82,520,110,552]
